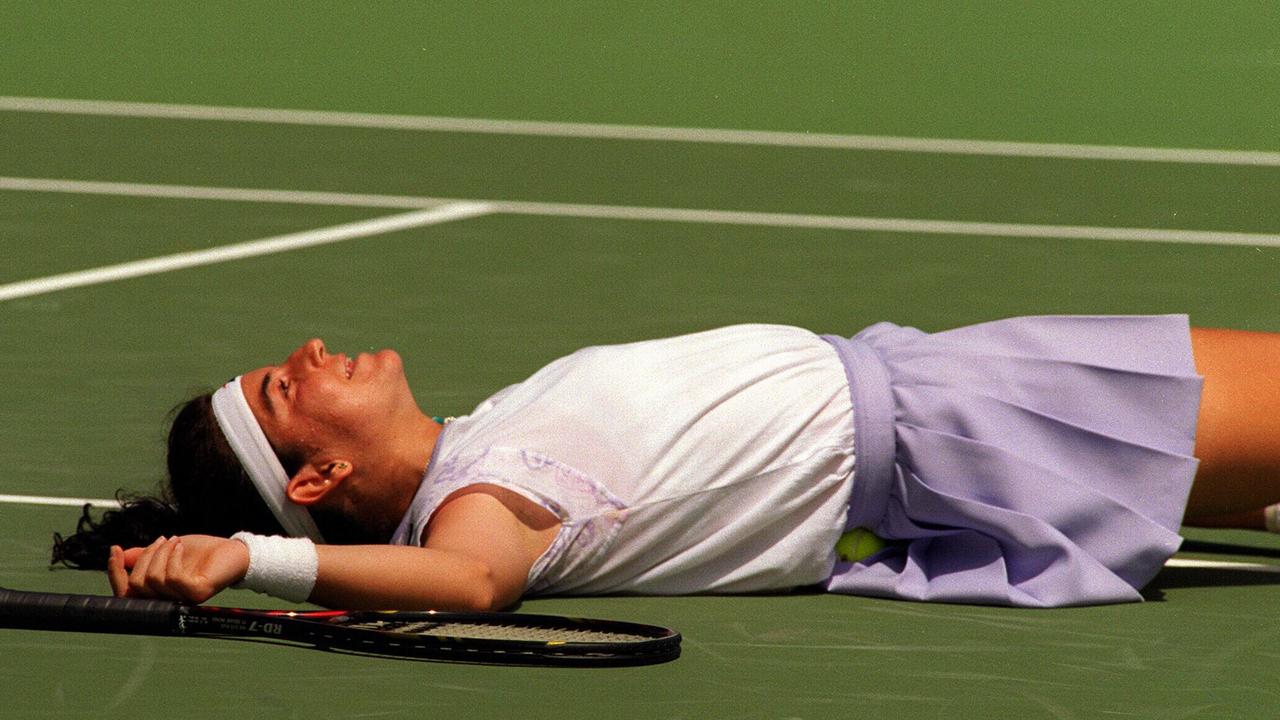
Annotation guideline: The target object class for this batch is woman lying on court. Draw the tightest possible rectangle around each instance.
[52,315,1280,609]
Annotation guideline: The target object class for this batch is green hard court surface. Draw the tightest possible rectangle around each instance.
[3,3,1280,718]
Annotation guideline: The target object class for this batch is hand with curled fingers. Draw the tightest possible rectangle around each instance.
[108,534,250,604]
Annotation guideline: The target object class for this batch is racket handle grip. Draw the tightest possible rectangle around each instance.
[0,587,177,635]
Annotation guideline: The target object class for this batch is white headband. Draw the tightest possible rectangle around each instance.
[210,376,325,542]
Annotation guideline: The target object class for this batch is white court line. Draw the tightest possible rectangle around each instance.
[4,176,1280,249]
[0,177,448,209]
[488,200,1280,248]
[0,201,494,302]
[4,95,1280,167]
[1163,558,1280,573]
[0,494,120,508]
[1,488,1277,574]
[1,490,1277,575]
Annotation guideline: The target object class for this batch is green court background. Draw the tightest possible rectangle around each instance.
[5,2,1280,149]
[3,3,1280,718]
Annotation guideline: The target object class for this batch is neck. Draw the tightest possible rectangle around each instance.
[384,410,443,523]
[336,409,442,542]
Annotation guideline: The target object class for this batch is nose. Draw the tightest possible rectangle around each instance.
[285,338,326,371]
[304,338,326,365]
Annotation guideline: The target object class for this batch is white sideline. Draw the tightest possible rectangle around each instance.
[3,95,1280,167]
[0,201,494,302]
[3,176,1279,250]
[1162,558,1280,573]
[0,494,120,508]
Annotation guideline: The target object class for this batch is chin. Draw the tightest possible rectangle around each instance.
[377,350,407,383]
[358,349,403,378]
[380,351,416,400]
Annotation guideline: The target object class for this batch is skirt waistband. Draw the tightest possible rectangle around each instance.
[821,333,895,529]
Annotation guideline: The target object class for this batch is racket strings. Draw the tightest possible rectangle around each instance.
[345,619,651,643]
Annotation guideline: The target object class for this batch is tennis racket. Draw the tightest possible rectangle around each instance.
[0,587,680,666]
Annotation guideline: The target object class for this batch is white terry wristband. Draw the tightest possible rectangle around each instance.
[230,532,319,603]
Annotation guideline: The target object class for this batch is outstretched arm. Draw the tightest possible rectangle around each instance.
[108,537,509,611]
[107,489,550,611]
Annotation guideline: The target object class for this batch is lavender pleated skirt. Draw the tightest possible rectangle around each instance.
[821,315,1203,607]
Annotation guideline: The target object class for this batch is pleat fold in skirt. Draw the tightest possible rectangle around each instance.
[821,315,1203,607]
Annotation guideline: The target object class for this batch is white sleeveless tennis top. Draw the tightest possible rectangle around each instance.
[390,324,856,596]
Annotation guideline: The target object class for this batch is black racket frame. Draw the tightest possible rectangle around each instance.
[0,587,681,666]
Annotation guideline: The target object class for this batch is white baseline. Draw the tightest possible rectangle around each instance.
[3,95,1280,167]
[3,176,1279,250]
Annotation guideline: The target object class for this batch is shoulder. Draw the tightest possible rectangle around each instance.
[425,484,562,603]
[433,484,559,535]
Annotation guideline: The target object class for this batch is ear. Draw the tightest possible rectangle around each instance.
[285,459,354,506]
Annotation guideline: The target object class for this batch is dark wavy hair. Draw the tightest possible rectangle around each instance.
[51,389,385,569]
[50,393,287,570]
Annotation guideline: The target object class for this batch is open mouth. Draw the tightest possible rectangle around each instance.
[344,357,354,379]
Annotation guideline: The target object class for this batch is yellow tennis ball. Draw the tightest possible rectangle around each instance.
[835,527,888,562]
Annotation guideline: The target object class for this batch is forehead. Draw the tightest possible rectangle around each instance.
[238,365,274,425]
